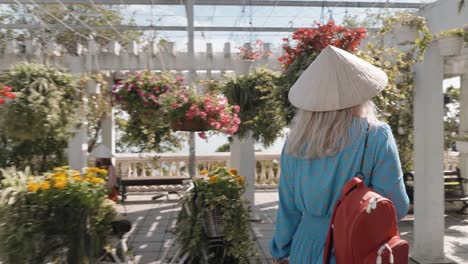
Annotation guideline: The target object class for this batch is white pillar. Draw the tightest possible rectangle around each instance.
[457,73,468,188]
[230,58,256,206]
[102,77,116,157]
[67,38,96,170]
[230,133,256,203]
[413,43,447,263]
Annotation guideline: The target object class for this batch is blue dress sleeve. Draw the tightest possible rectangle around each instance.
[370,124,410,220]
[269,149,302,259]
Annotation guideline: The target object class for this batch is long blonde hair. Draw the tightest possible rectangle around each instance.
[285,101,379,159]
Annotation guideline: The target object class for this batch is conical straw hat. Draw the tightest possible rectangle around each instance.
[288,45,388,112]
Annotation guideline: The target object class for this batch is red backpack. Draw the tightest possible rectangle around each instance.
[323,126,409,264]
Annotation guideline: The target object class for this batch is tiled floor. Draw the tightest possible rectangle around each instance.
[118,190,468,264]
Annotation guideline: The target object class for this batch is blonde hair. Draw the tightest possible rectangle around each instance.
[285,101,379,159]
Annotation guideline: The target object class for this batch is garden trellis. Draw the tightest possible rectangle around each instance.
[0,0,467,263]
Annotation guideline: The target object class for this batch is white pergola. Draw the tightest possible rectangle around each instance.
[0,0,465,263]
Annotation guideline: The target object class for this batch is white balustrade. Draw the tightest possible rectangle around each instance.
[114,151,459,192]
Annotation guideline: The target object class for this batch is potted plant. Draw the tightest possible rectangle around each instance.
[0,166,117,264]
[175,166,256,263]
[436,29,464,57]
[222,67,285,147]
[159,88,241,139]
[113,71,185,152]
[0,62,82,172]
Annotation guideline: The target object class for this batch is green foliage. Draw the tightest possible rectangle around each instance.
[0,166,30,206]
[114,71,184,152]
[215,142,230,152]
[0,167,116,264]
[175,167,256,263]
[222,67,285,147]
[358,46,418,171]
[0,62,81,172]
[379,12,433,59]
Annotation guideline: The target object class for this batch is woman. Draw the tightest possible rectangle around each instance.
[269,46,409,264]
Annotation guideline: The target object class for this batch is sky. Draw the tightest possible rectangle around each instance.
[120,0,437,52]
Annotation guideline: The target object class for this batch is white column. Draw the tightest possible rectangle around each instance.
[230,133,256,203]
[67,38,96,170]
[457,73,468,188]
[413,43,447,263]
[102,82,116,158]
[231,58,256,205]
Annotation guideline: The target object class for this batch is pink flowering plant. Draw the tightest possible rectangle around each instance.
[113,71,185,152]
[159,88,241,139]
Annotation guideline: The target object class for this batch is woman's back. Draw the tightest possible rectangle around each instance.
[270,120,409,263]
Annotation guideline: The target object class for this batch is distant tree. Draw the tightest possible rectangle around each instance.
[1,4,142,53]
[215,143,230,152]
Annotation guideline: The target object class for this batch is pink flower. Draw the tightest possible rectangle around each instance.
[171,103,180,109]
[233,105,240,113]
[199,112,207,119]
[212,122,221,129]
[198,132,208,139]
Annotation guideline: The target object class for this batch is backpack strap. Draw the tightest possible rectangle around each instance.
[355,124,370,181]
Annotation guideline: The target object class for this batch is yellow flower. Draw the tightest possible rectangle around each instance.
[230,169,238,176]
[53,165,69,171]
[86,167,101,173]
[54,180,67,189]
[86,172,95,178]
[208,176,219,183]
[236,176,245,185]
[27,182,40,193]
[39,181,51,191]
[89,177,105,185]
[98,169,108,175]
[72,176,83,181]
[53,172,66,178]
[200,170,209,175]
[69,170,81,176]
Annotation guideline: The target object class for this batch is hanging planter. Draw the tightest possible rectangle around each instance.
[202,207,225,237]
[170,118,209,132]
[160,88,241,138]
[438,36,464,57]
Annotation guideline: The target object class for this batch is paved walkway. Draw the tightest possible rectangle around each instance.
[119,190,468,264]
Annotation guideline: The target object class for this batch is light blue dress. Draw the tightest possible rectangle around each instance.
[269,120,410,264]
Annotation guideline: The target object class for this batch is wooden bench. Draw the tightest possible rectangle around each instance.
[118,176,191,201]
[403,168,468,213]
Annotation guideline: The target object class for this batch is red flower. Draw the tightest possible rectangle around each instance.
[278,20,366,70]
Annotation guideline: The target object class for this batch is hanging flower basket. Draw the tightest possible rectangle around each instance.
[202,206,225,238]
[171,118,209,132]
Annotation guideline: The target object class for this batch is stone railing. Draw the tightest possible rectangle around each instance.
[114,152,280,189]
[114,151,459,191]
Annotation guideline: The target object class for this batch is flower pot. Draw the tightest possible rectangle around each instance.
[171,118,209,132]
[203,207,224,237]
[234,59,253,76]
[438,36,463,57]
[392,24,419,45]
